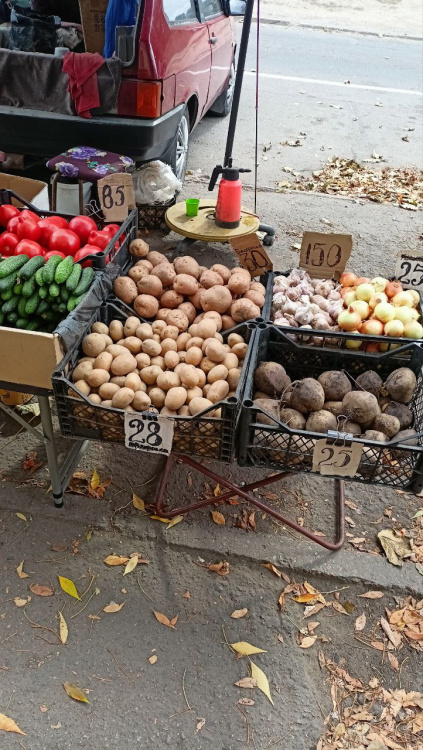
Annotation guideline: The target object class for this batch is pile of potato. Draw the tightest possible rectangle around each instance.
[113,245,266,328]
[253,362,419,445]
[69,313,248,418]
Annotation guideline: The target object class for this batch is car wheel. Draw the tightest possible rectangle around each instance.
[208,63,235,117]
[164,107,190,183]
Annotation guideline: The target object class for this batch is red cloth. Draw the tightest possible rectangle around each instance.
[63,52,103,119]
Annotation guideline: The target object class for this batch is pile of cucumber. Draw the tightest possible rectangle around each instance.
[0,254,94,332]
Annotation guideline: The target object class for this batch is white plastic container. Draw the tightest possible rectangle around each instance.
[55,181,92,215]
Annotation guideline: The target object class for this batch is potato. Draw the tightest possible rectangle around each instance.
[74,379,91,396]
[201,286,233,314]
[230,267,251,278]
[101,334,113,348]
[202,384,210,397]
[291,379,325,414]
[161,337,178,354]
[99,382,120,400]
[383,401,414,429]
[208,364,228,383]
[93,352,113,372]
[340,419,362,436]
[152,320,166,334]
[279,407,306,430]
[178,364,200,388]
[200,357,216,374]
[189,397,214,415]
[134,323,153,341]
[222,315,236,330]
[123,317,140,337]
[196,369,206,388]
[342,391,380,425]
[250,281,266,294]
[228,274,250,295]
[88,394,102,404]
[79,356,96,363]
[177,332,191,351]
[186,386,203,402]
[157,371,181,390]
[106,344,129,358]
[188,323,199,336]
[110,376,126,387]
[211,264,231,283]
[318,371,352,401]
[205,340,226,363]
[177,302,196,324]
[147,250,168,266]
[173,273,198,296]
[128,265,150,283]
[208,380,229,403]
[355,371,383,398]
[185,346,203,366]
[135,259,153,271]
[223,353,238,370]
[111,353,137,376]
[232,342,248,360]
[151,356,165,370]
[164,351,180,369]
[228,333,243,347]
[197,319,217,338]
[160,290,184,309]
[373,413,400,438]
[231,298,260,322]
[227,368,241,390]
[160,407,178,417]
[151,262,176,286]
[129,238,149,258]
[394,428,419,445]
[134,294,159,319]
[82,333,107,358]
[131,391,151,411]
[140,365,162,385]
[363,429,387,443]
[92,322,109,335]
[178,405,191,416]
[72,361,93,382]
[324,401,344,417]
[187,336,203,349]
[173,255,200,278]
[161,325,179,341]
[385,368,417,404]
[200,270,224,289]
[158,309,173,322]
[135,353,151,369]
[203,311,223,331]
[165,387,187,410]
[136,275,163,298]
[149,387,166,407]
[112,387,135,409]
[254,398,280,426]
[125,372,142,391]
[122,336,141,355]
[306,409,337,433]
[254,361,291,397]
[166,309,189,331]
[142,339,162,357]
[114,277,138,305]
[244,290,265,308]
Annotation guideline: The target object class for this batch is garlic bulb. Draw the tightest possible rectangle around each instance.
[326,299,344,319]
[282,300,297,316]
[295,306,314,326]
[328,290,341,301]
[312,314,331,330]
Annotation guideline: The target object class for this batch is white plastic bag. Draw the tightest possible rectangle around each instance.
[133,160,182,205]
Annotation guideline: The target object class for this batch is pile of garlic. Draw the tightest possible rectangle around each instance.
[272,269,343,334]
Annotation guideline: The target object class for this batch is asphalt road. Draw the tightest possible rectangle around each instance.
[189,24,423,185]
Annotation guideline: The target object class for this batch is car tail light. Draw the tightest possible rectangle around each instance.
[118,80,162,117]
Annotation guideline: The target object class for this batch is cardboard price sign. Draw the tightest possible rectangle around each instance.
[124,412,174,455]
[230,233,273,277]
[312,439,363,478]
[98,173,135,222]
[299,232,352,280]
[395,252,423,293]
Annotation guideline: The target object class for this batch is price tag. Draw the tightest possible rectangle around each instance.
[230,233,273,277]
[299,231,352,280]
[312,438,363,478]
[97,173,135,222]
[395,252,423,293]
[124,412,174,455]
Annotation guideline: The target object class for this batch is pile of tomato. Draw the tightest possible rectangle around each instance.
[0,205,120,267]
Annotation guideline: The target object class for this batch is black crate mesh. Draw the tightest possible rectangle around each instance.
[137,199,176,230]
[239,326,423,490]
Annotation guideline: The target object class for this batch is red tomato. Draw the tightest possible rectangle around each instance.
[44,249,66,260]
[43,215,68,229]
[38,218,62,247]
[68,215,97,245]
[0,232,19,256]
[7,216,20,234]
[49,228,81,256]
[74,244,103,267]
[19,209,40,223]
[0,204,20,227]
[88,229,110,250]
[103,223,120,236]
[17,220,41,242]
[15,240,43,257]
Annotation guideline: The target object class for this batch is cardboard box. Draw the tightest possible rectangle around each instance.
[79,0,109,54]
[0,174,49,211]
[0,327,65,392]
[0,389,32,406]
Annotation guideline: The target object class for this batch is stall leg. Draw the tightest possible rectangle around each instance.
[155,454,345,551]
[172,237,196,259]
[39,396,64,508]
[258,222,275,246]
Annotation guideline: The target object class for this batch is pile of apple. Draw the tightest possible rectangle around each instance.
[338,272,422,347]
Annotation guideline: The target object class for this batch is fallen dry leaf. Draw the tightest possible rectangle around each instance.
[231,641,266,656]
[378,529,413,566]
[387,652,400,671]
[380,617,402,648]
[196,718,205,732]
[30,583,53,597]
[16,560,28,579]
[250,661,273,705]
[211,511,225,526]
[86,529,93,542]
[370,641,385,651]
[231,608,248,619]
[0,713,26,736]
[303,603,326,619]
[235,677,256,689]
[355,613,366,631]
[15,513,27,522]
[237,698,255,706]
[103,555,130,566]
[90,468,100,490]
[332,601,350,616]
[123,556,138,576]
[39,706,48,713]
[299,636,317,649]
[132,492,145,511]
[277,634,284,644]
[58,612,68,645]
[50,544,67,553]
[207,561,229,576]
[103,602,125,613]
[153,611,177,629]
[182,591,191,600]
[262,562,283,578]
[358,591,384,599]
[278,592,285,610]
[148,655,157,665]
[14,596,31,608]
[63,682,89,703]
[165,515,184,529]
[58,576,80,600]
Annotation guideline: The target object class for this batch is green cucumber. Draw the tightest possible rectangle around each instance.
[26,319,40,331]
[74,267,94,296]
[40,311,57,322]
[43,255,62,284]
[35,267,45,286]
[16,318,29,329]
[22,277,36,298]
[58,302,67,314]
[2,296,19,314]
[25,293,39,316]
[49,283,60,298]
[67,292,86,312]
[13,283,22,296]
[7,312,18,325]
[0,271,18,292]
[36,300,49,316]
[0,312,4,326]
[60,286,70,302]
[18,297,28,318]
[18,255,45,280]
[1,289,13,301]
[0,255,28,278]
[65,262,82,292]
[55,256,74,284]
[38,286,48,299]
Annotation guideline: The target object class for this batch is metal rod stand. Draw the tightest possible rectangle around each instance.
[155,453,345,551]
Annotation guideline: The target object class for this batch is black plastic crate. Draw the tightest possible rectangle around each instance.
[52,301,257,463]
[265,270,423,354]
[137,198,176,229]
[237,324,423,491]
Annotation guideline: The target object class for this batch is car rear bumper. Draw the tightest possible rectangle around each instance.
[0,105,184,161]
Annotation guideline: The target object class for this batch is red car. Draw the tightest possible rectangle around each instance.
[0,0,245,181]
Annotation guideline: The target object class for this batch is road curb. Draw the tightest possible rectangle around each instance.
[253,17,423,43]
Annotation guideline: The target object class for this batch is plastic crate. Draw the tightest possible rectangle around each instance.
[265,270,423,354]
[137,198,176,229]
[52,301,257,462]
[237,324,423,491]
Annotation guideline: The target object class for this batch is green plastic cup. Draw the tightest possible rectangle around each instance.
[186,198,200,217]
